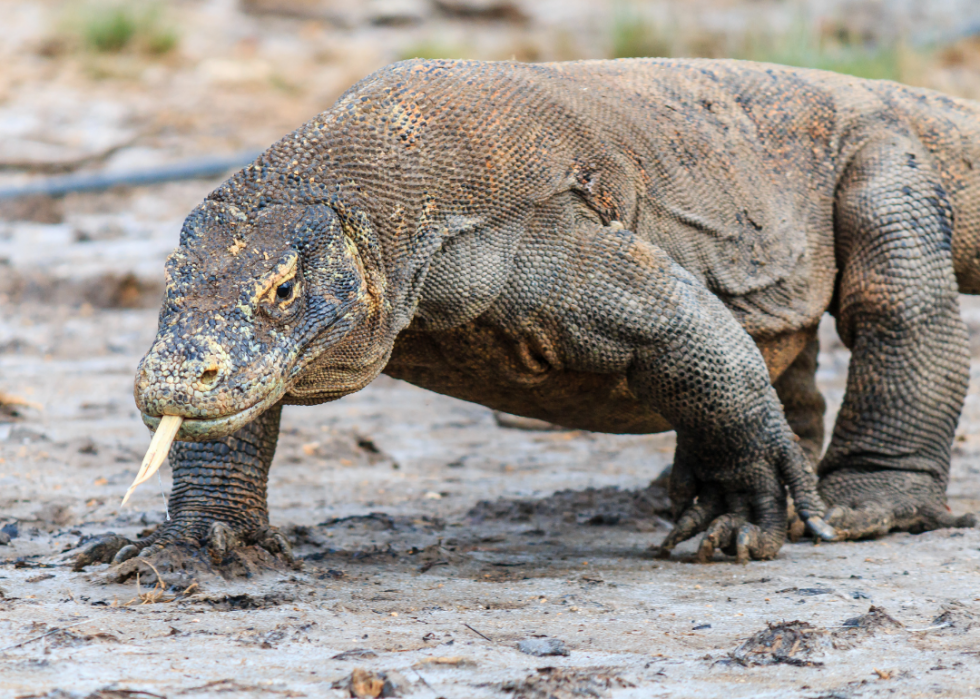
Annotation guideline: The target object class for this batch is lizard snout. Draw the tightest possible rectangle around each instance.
[135,341,238,419]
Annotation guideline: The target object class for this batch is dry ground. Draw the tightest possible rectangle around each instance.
[2,170,980,699]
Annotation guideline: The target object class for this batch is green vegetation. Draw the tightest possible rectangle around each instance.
[82,4,135,52]
[397,41,472,62]
[67,1,179,55]
[610,3,675,59]
[609,2,920,83]
[740,25,910,82]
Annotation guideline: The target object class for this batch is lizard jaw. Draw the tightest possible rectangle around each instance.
[140,384,286,442]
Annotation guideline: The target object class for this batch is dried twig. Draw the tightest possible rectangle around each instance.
[124,560,198,605]
[464,623,493,642]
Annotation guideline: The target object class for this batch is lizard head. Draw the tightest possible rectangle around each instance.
[134,201,389,441]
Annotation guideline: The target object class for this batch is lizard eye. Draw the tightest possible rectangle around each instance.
[275,280,295,301]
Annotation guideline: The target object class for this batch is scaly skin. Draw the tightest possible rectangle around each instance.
[76,58,980,575]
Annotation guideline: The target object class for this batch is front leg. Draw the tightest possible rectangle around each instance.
[75,405,292,581]
[567,223,834,561]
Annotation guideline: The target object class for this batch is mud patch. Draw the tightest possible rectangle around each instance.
[495,667,635,699]
[468,477,671,529]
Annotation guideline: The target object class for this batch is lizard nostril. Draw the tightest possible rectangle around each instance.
[199,368,219,387]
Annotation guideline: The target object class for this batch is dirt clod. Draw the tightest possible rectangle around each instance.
[196,591,294,611]
[930,601,978,634]
[517,637,570,656]
[732,621,828,666]
[836,605,903,646]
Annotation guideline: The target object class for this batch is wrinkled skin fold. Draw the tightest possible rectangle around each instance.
[76,57,980,577]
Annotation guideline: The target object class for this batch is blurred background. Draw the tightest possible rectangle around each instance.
[3,0,980,309]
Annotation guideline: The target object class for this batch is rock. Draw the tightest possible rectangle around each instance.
[1,522,19,541]
[380,670,411,697]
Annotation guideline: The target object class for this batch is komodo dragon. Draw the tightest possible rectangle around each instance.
[76,58,979,574]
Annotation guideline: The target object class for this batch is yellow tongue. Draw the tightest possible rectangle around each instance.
[121,415,184,507]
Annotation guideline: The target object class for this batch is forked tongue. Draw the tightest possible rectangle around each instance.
[121,415,183,507]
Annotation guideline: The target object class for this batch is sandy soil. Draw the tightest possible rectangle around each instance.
[3,169,980,699]
[2,270,980,699]
[2,2,980,698]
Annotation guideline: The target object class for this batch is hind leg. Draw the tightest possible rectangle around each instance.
[819,136,976,539]
[774,332,826,466]
[773,332,827,540]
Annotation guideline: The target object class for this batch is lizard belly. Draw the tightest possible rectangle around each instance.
[384,323,813,435]
[384,327,673,435]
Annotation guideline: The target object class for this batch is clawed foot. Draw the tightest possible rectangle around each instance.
[657,486,781,563]
[73,514,296,585]
[655,484,834,563]
[655,434,835,563]
[820,470,976,540]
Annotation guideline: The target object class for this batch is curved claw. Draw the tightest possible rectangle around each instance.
[257,528,294,562]
[113,544,141,563]
[800,513,837,542]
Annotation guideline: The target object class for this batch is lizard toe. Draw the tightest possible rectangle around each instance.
[73,534,136,571]
[656,486,725,558]
[695,513,742,563]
